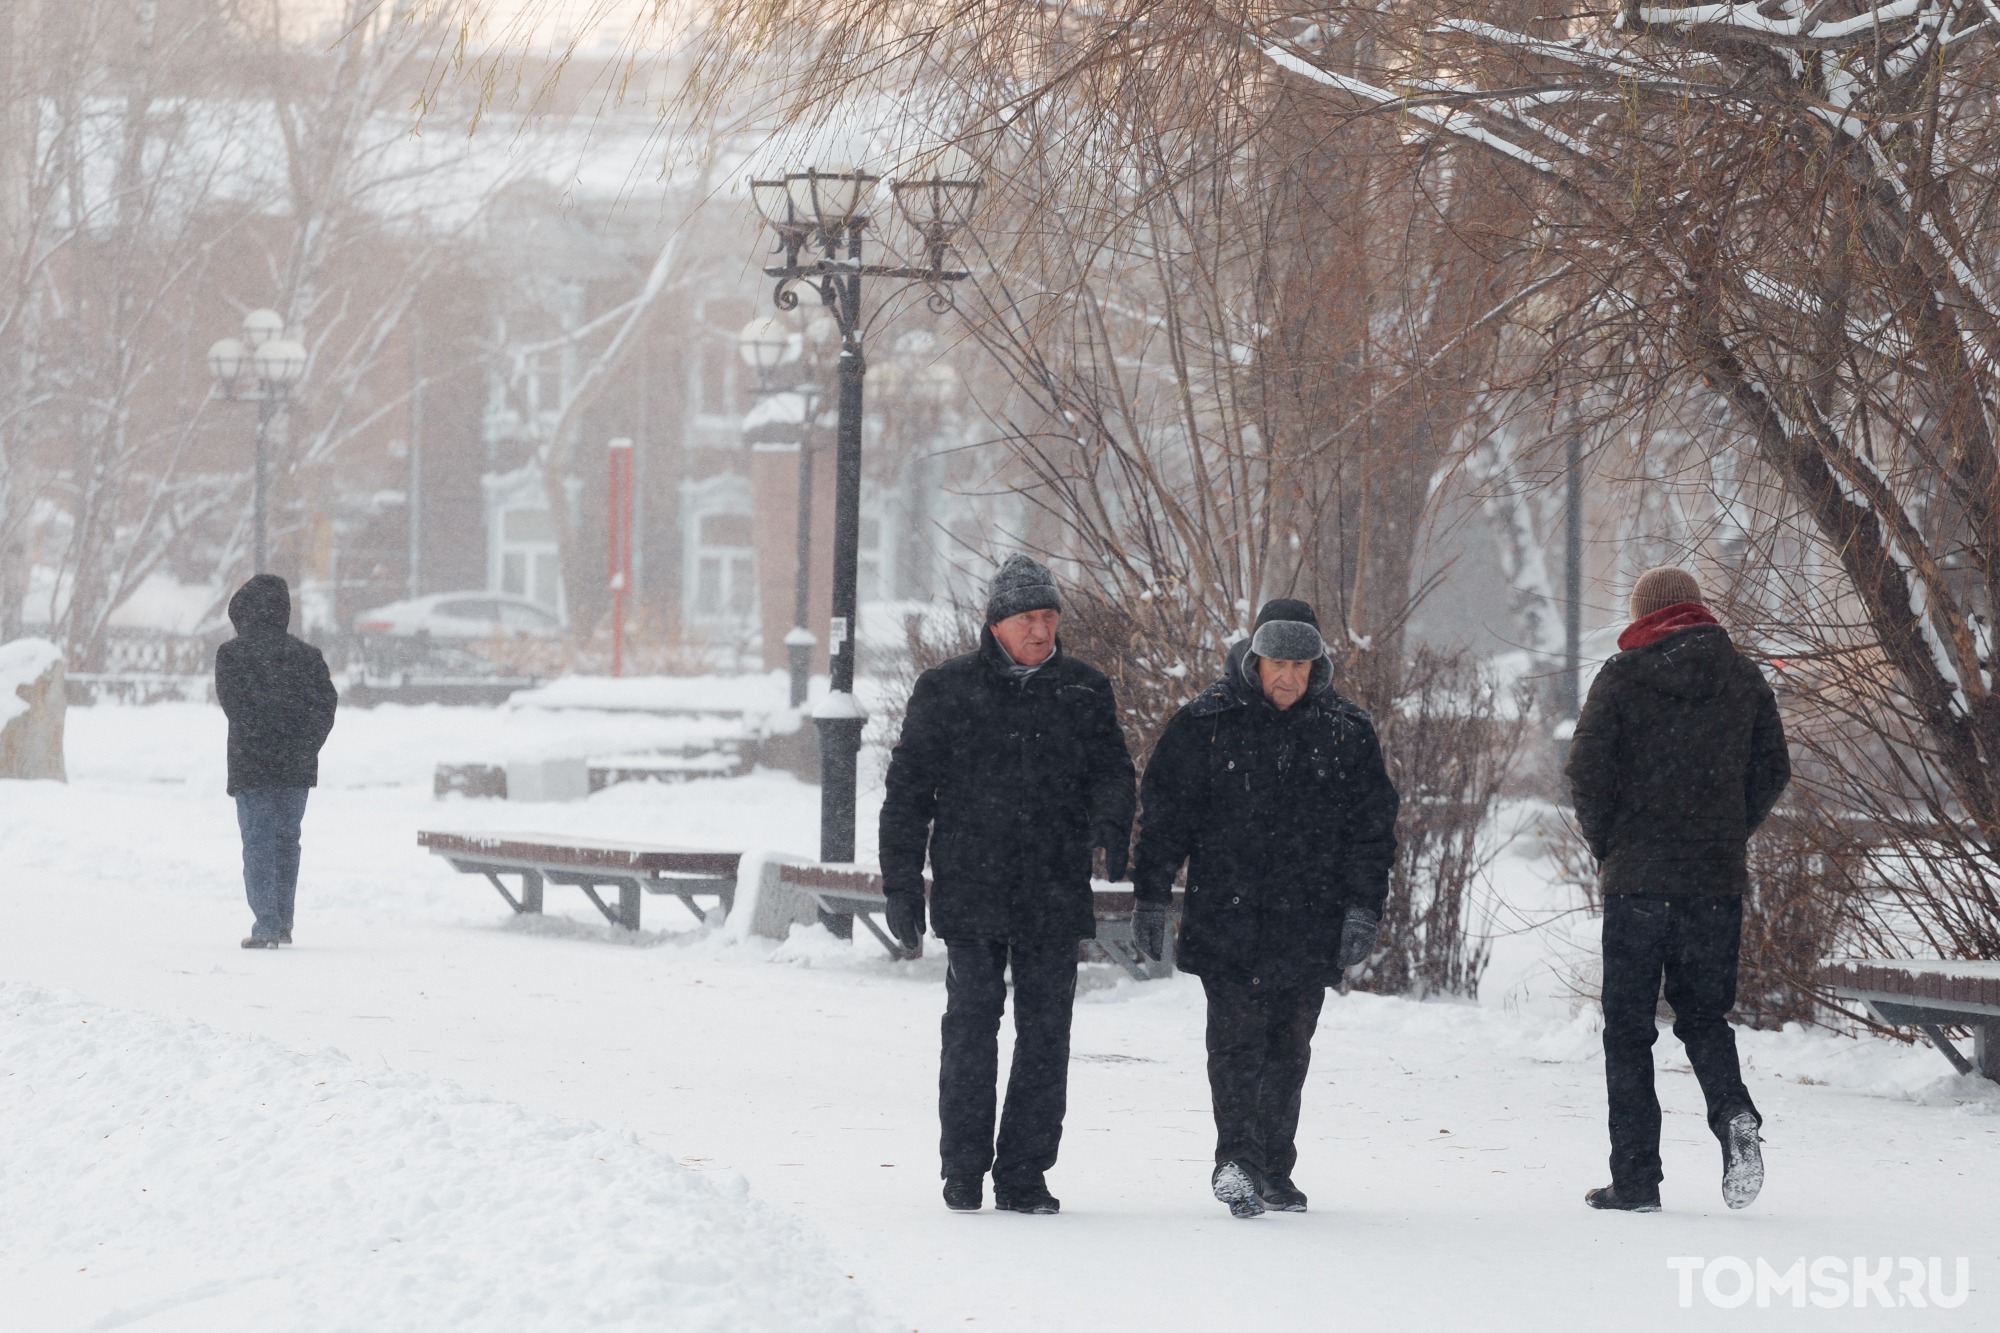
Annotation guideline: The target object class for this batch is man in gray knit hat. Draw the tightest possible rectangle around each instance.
[881,553,1136,1215]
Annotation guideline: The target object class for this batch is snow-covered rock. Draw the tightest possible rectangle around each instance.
[0,636,64,780]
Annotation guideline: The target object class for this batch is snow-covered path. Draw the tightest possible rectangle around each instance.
[2,703,1996,1330]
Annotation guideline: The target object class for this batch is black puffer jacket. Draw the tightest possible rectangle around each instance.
[214,575,338,795]
[879,630,1136,941]
[1564,624,1790,895]
[1133,641,1400,988]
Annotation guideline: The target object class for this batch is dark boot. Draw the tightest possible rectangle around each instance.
[1584,1184,1661,1213]
[279,930,293,945]
[1212,1161,1265,1219]
[942,1175,983,1212]
[241,936,279,950]
[1721,1112,1764,1210]
[1259,1174,1307,1213]
[993,1180,1060,1215]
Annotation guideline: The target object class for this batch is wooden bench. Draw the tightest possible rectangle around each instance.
[1822,958,2000,1081]
[419,830,739,932]
[774,862,1180,980]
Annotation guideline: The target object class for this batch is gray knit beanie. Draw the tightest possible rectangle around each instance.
[986,554,1062,623]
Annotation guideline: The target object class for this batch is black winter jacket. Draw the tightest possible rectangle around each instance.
[214,575,338,795]
[1133,642,1400,987]
[1564,624,1790,896]
[879,630,1136,941]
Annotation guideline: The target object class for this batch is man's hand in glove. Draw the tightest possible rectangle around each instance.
[1131,902,1168,961]
[1094,821,1130,883]
[1337,906,1380,970]
[886,893,926,954]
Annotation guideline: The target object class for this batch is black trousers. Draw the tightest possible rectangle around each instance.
[1202,977,1326,1179]
[1601,894,1760,1195]
[938,937,1079,1187]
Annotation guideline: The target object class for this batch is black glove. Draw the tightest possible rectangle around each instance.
[1095,821,1130,883]
[886,893,925,953]
[1337,907,1379,970]
[1132,902,1168,961]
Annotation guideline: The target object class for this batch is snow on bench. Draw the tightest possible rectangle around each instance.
[1822,958,2000,1080]
[418,830,739,932]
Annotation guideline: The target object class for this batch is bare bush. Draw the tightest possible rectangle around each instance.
[1348,648,1531,999]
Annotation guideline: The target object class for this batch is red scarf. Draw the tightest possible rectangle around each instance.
[1617,601,1720,652]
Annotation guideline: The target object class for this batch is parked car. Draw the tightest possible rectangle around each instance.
[355,591,564,642]
[352,592,563,692]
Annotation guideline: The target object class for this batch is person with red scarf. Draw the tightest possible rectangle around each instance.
[1564,567,1791,1214]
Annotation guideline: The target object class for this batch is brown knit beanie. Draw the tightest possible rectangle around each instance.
[1629,567,1702,620]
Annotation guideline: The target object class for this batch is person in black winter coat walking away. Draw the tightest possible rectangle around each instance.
[1132,599,1399,1218]
[214,574,338,950]
[879,554,1136,1215]
[1565,567,1790,1214]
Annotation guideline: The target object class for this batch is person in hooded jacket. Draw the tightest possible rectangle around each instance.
[1565,566,1790,1214]
[1132,598,1399,1218]
[879,554,1136,1216]
[214,574,338,950]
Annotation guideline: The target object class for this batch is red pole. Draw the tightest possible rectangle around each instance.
[608,437,633,677]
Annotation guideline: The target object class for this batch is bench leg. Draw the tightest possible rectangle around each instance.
[819,907,854,939]
[619,881,642,932]
[853,909,919,961]
[1092,920,1170,982]
[1978,1024,1999,1082]
[578,884,623,927]
[1918,1022,1976,1077]
[481,870,544,915]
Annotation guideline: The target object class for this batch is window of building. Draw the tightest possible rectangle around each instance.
[680,473,757,632]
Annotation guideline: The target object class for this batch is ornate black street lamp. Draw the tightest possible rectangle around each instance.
[748,146,981,865]
[208,308,308,574]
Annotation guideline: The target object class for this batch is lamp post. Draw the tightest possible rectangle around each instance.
[748,146,981,866]
[208,308,308,574]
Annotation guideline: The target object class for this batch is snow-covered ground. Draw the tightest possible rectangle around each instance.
[2,701,1996,1330]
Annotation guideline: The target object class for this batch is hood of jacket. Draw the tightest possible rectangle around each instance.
[228,574,291,636]
[1616,621,1735,702]
[1617,600,1720,651]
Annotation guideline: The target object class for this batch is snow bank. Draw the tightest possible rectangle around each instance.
[0,636,61,726]
[0,983,892,1333]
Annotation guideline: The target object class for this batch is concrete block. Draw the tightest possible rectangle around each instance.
[504,757,589,802]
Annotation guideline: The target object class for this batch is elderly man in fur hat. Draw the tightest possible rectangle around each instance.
[1132,598,1400,1218]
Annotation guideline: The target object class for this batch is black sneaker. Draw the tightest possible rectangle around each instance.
[943,1175,983,1212]
[1259,1174,1308,1213]
[993,1181,1059,1214]
[241,937,280,950]
[1584,1185,1661,1213]
[1721,1112,1764,1210]
[279,930,293,946]
[1212,1161,1265,1218]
